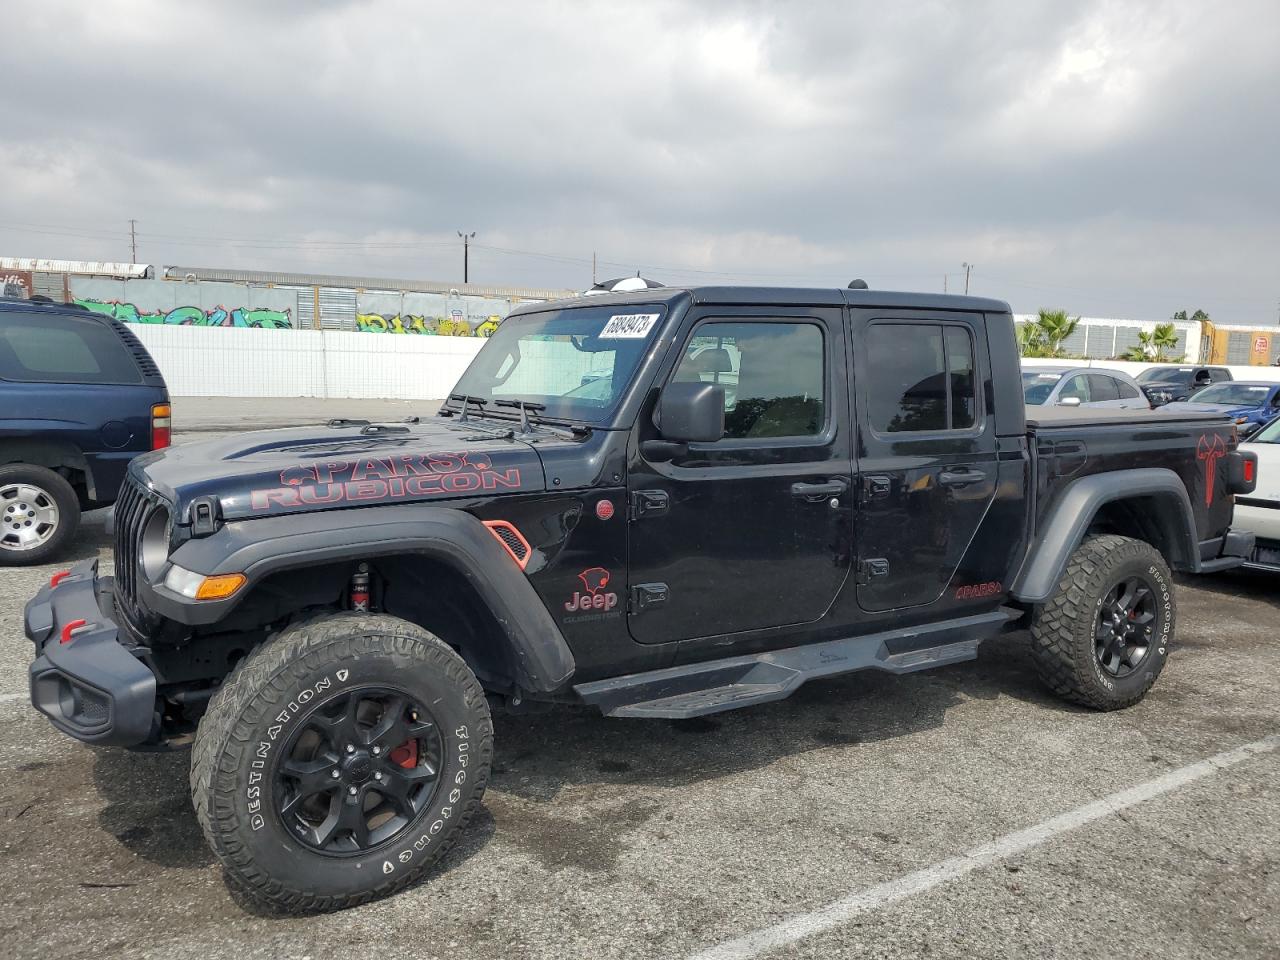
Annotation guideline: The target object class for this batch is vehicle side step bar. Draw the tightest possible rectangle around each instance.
[574,608,1019,719]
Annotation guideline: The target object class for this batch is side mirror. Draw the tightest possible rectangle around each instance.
[1056,396,1082,407]
[657,381,725,442]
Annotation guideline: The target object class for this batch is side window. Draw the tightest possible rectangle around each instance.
[866,323,980,433]
[1210,369,1231,383]
[1117,379,1142,400]
[1059,374,1090,402]
[672,321,825,440]
[1086,374,1119,402]
[0,312,141,384]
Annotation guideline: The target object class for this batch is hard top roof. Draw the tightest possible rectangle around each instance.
[510,285,1011,316]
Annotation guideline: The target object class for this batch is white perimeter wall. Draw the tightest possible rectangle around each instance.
[129,325,484,398]
[126,324,1280,399]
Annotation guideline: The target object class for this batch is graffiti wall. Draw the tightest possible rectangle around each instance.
[355,291,509,337]
[69,278,296,329]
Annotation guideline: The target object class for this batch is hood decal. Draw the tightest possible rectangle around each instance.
[249,451,522,511]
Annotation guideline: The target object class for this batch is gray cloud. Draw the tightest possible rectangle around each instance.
[1,0,1277,320]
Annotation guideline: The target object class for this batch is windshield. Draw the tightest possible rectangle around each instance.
[1137,367,1192,385]
[447,304,664,423]
[1187,384,1271,406]
[1021,371,1062,405]
[1249,416,1280,443]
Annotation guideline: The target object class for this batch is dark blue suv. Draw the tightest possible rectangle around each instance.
[0,297,169,565]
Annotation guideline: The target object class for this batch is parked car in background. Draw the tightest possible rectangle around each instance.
[1137,365,1232,407]
[1160,382,1280,437]
[0,298,170,564]
[1021,366,1151,409]
[1236,415,1280,571]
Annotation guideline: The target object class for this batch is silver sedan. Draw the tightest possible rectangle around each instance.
[1021,366,1152,409]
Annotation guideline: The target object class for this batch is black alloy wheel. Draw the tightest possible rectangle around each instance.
[274,687,443,855]
[1093,576,1156,679]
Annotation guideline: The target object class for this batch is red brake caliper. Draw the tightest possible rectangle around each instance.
[388,739,418,769]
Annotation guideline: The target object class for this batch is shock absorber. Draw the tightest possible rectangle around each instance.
[349,563,371,613]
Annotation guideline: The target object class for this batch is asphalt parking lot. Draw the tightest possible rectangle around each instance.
[1,402,1277,959]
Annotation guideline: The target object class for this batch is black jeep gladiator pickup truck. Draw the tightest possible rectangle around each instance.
[26,286,1256,911]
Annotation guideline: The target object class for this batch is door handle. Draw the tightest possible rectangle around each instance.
[938,469,987,488]
[791,479,849,501]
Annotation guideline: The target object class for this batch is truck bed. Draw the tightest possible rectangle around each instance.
[1025,406,1228,430]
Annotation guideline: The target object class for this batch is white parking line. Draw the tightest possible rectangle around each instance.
[689,733,1280,960]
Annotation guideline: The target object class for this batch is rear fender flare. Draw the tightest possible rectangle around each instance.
[156,505,575,693]
[1011,468,1198,603]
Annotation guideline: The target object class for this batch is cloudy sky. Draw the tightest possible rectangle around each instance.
[3,0,1278,320]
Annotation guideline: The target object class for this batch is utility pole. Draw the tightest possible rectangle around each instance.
[943,273,948,293]
[961,261,973,295]
[458,231,475,284]
[129,219,138,263]
[592,251,597,286]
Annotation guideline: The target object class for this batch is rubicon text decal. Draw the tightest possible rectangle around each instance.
[250,452,521,510]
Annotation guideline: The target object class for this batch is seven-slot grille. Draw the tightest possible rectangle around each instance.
[113,475,167,616]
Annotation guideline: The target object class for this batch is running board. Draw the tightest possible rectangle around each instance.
[574,608,1019,719]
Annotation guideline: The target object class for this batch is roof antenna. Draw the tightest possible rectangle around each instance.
[848,279,868,289]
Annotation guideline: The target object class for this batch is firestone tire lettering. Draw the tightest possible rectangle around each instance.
[190,612,493,914]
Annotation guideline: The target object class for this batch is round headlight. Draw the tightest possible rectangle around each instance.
[139,506,172,582]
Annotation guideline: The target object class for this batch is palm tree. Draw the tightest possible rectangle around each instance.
[1152,322,1181,361]
[1036,309,1080,358]
[1017,321,1048,357]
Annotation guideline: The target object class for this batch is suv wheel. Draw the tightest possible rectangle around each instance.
[1029,534,1175,710]
[0,464,80,566]
[191,612,492,913]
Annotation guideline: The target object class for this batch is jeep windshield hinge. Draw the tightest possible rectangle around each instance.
[856,558,890,584]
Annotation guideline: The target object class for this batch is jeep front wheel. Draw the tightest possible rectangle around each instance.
[1029,534,1175,711]
[190,612,492,913]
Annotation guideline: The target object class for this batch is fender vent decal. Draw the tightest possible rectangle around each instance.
[483,520,532,570]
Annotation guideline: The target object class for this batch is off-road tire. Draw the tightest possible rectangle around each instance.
[0,463,80,566]
[191,612,492,913]
[1029,534,1175,710]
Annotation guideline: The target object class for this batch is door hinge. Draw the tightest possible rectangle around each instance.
[856,558,890,584]
[861,475,891,502]
[629,489,670,521]
[630,582,669,614]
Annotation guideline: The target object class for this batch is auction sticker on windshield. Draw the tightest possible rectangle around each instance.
[600,314,660,338]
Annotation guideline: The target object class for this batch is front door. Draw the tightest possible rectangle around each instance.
[853,314,998,612]
[626,310,853,644]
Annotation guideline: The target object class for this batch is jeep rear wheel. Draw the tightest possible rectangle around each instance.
[1029,534,1175,711]
[191,612,492,913]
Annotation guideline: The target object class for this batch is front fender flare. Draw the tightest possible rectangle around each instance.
[152,506,575,693]
[1010,468,1198,603]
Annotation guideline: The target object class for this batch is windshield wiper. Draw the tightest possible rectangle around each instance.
[447,393,489,422]
[495,399,586,440]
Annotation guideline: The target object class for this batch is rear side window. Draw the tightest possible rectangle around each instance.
[1086,374,1119,402]
[0,312,141,384]
[866,323,979,433]
[1117,379,1141,400]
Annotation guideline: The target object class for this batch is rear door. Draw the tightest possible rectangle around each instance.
[852,313,997,612]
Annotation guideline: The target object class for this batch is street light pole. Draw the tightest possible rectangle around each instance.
[458,231,476,284]
[961,262,973,295]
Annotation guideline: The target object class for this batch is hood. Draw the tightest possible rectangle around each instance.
[133,416,546,524]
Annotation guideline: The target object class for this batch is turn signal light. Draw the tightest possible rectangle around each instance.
[194,573,247,600]
[151,403,172,450]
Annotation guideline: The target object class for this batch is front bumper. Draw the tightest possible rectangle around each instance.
[26,559,157,747]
